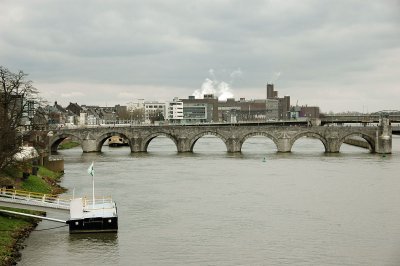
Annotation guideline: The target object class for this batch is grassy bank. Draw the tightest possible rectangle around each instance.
[0,207,45,265]
[0,165,66,265]
[58,140,80,150]
[21,166,66,194]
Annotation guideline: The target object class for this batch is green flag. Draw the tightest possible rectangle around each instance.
[87,162,94,176]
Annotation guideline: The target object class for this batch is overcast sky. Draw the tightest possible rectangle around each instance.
[1,0,399,112]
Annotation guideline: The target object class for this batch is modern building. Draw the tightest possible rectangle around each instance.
[181,95,218,122]
[289,105,301,119]
[182,103,209,123]
[182,94,278,122]
[165,98,183,123]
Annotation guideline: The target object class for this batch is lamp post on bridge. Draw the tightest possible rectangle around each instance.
[129,105,133,126]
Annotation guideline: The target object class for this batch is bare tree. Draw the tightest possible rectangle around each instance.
[0,66,38,172]
[130,108,145,124]
[148,110,164,124]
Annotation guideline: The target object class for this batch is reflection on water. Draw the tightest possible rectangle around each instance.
[67,233,119,264]
[68,232,118,243]
[19,135,400,266]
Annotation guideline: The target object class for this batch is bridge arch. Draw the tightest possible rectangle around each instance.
[240,132,279,152]
[338,132,375,152]
[50,133,82,153]
[96,131,131,152]
[189,131,229,152]
[290,131,328,152]
[142,132,178,152]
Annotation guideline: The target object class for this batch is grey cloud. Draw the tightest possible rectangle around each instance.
[1,0,399,112]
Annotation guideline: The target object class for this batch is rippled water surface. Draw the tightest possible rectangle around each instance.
[19,135,400,265]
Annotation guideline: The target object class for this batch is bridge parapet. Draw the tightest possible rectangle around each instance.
[322,114,400,124]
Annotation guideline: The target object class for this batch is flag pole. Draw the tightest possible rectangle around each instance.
[88,161,95,208]
[92,163,95,208]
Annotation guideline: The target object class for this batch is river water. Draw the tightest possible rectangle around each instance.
[19,135,400,266]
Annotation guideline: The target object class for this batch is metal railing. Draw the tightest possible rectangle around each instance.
[81,196,114,209]
[0,188,71,210]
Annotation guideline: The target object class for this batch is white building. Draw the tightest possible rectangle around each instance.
[144,98,184,124]
[79,112,87,126]
[165,98,183,122]
[144,102,166,124]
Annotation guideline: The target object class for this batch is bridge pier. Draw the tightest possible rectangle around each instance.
[81,139,100,153]
[130,137,146,152]
[375,117,392,154]
[325,130,340,153]
[277,137,291,152]
[326,141,340,153]
[226,138,241,153]
[177,137,191,152]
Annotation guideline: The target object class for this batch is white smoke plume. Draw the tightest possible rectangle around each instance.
[271,72,282,83]
[193,68,242,101]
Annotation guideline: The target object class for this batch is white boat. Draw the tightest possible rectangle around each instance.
[108,136,128,147]
[66,198,118,233]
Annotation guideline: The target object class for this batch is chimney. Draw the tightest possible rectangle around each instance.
[266,83,275,99]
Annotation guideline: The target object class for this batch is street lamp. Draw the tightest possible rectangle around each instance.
[130,109,133,125]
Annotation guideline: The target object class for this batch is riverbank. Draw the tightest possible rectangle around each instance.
[0,166,65,266]
[0,207,45,265]
[58,140,80,150]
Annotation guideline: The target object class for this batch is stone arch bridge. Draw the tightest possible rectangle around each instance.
[49,122,392,154]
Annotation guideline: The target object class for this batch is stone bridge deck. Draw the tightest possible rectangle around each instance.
[50,123,392,154]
